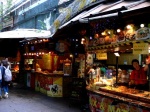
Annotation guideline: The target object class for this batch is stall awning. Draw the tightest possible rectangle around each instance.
[100,0,146,13]
[58,0,124,29]
[58,11,88,30]
[88,12,118,21]
[121,1,150,13]
[0,29,51,39]
[83,0,150,21]
[58,0,147,29]
[51,0,150,37]
[50,0,106,37]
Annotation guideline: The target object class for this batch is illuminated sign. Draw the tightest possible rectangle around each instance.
[133,43,149,54]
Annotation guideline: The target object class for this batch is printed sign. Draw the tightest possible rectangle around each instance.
[133,43,149,54]
[96,53,107,60]
[47,77,63,97]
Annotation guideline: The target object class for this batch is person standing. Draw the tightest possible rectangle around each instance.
[1,60,11,98]
[129,59,149,90]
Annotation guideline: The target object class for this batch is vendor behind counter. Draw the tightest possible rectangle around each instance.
[129,59,149,90]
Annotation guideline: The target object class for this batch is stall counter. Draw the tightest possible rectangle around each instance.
[86,86,150,112]
[34,72,72,97]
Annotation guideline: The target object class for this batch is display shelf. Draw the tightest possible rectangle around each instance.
[98,86,150,103]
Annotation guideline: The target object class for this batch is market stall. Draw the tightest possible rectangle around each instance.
[22,38,73,97]
[85,10,150,111]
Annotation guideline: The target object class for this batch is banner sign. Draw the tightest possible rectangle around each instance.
[133,43,149,54]
[96,52,107,60]
[89,93,148,112]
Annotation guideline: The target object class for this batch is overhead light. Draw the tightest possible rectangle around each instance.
[126,25,132,30]
[140,24,144,28]
[114,52,120,57]
[117,29,121,33]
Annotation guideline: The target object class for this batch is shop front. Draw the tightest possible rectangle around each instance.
[84,3,150,111]
[22,38,73,97]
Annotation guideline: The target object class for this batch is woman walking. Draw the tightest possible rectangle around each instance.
[1,60,11,98]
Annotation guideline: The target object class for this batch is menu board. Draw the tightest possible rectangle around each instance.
[70,78,86,101]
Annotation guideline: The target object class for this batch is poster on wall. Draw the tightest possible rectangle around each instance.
[86,54,94,65]
[47,77,63,97]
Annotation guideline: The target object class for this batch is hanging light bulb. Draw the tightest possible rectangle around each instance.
[140,24,144,28]
[126,25,132,30]
[81,38,85,41]
[117,29,121,33]
[101,32,105,36]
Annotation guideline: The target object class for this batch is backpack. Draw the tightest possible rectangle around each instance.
[3,66,12,82]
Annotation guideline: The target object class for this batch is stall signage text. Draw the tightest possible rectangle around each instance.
[133,43,149,54]
[96,53,107,60]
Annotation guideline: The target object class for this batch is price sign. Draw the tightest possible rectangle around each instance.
[96,53,107,60]
[133,43,149,54]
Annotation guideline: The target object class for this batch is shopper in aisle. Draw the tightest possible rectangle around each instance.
[129,59,149,90]
[1,60,11,98]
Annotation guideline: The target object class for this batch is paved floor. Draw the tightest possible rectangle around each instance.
[0,83,90,112]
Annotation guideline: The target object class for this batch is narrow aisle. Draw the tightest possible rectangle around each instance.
[0,84,82,112]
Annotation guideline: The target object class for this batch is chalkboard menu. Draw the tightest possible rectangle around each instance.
[70,78,86,102]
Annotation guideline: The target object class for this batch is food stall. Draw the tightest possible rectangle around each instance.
[85,17,150,111]
[22,39,72,97]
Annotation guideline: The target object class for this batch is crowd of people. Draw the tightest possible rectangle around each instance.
[0,58,12,99]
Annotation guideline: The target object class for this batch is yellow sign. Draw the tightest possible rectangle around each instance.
[42,53,52,69]
[96,53,107,60]
[133,43,149,54]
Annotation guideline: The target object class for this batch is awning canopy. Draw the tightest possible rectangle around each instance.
[58,0,124,30]
[0,29,51,39]
[50,0,150,38]
[83,0,150,21]
[50,0,106,37]
[58,0,149,29]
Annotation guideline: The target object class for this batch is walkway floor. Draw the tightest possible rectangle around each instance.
[0,83,90,112]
